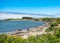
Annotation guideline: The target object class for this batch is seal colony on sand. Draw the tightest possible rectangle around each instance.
[8,23,50,38]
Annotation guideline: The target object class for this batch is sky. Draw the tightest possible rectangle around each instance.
[0,0,60,14]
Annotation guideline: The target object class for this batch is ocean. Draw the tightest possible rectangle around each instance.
[0,20,44,33]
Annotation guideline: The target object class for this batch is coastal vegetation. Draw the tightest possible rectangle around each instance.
[0,27,60,43]
[0,17,60,43]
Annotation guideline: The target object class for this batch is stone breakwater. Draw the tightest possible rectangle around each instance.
[8,23,50,38]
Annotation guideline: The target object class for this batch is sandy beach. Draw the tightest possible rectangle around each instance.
[9,23,50,38]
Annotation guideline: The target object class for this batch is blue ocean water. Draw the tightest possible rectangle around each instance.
[0,20,44,33]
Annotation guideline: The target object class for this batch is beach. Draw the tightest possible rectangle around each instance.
[9,23,50,38]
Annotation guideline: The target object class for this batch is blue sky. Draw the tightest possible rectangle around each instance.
[0,0,60,14]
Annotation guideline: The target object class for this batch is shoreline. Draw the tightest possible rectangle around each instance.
[0,20,50,38]
[0,20,45,33]
[0,23,45,34]
[8,22,50,38]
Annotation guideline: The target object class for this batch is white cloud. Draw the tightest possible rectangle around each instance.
[0,13,60,20]
[0,13,34,20]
